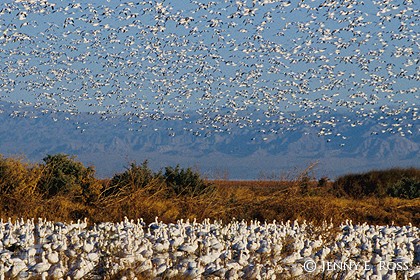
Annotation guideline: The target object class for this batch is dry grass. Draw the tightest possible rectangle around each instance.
[1,177,419,226]
[0,154,419,226]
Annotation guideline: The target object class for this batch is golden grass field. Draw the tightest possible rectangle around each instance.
[1,178,419,227]
[0,154,419,227]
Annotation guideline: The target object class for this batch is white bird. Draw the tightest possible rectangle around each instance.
[30,251,50,274]
[9,257,27,278]
[49,260,65,280]
[0,217,419,279]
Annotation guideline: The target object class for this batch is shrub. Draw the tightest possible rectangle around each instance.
[104,160,161,197]
[332,168,420,199]
[299,175,311,195]
[164,165,213,196]
[37,154,100,202]
[388,177,420,199]
[0,155,43,218]
[0,155,41,196]
[318,177,329,188]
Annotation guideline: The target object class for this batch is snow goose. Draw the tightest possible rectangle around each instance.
[409,271,420,280]
[282,251,300,265]
[134,259,153,274]
[49,260,65,280]
[289,263,303,278]
[9,257,27,278]
[177,237,198,254]
[44,243,59,264]
[382,269,397,280]
[0,263,5,280]
[30,251,50,274]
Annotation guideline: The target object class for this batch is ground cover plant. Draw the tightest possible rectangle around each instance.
[0,153,418,227]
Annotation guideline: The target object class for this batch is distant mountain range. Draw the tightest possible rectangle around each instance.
[0,102,418,179]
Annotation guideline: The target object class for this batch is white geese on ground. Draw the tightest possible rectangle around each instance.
[0,218,418,279]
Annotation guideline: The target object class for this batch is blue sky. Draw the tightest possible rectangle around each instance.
[0,0,418,137]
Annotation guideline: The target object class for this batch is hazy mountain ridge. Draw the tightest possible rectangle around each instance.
[0,102,418,179]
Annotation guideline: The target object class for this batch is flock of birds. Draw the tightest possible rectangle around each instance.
[0,217,419,279]
[1,2,419,278]
[0,0,418,139]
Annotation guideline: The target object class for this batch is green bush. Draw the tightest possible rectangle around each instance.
[104,160,161,197]
[317,177,329,188]
[37,154,100,201]
[332,168,420,199]
[164,165,213,196]
[388,177,420,199]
